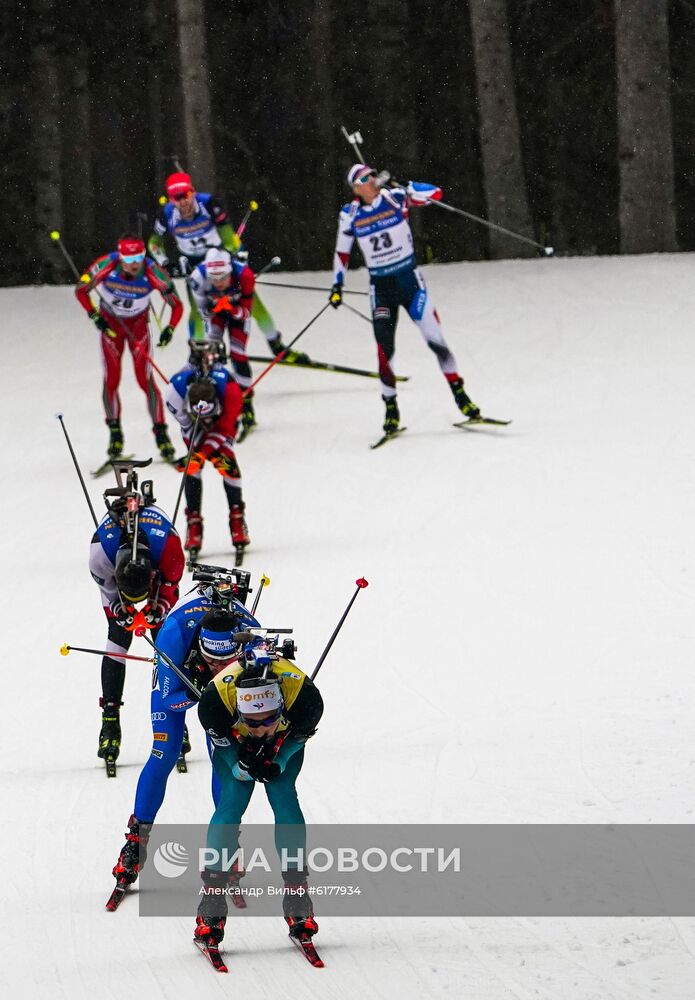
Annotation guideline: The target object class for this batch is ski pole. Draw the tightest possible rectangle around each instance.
[256,279,369,297]
[60,643,154,663]
[343,301,372,324]
[430,199,554,256]
[236,200,259,238]
[255,256,281,278]
[311,578,369,680]
[172,411,202,525]
[251,574,270,616]
[139,631,202,701]
[341,126,365,162]
[130,336,171,386]
[56,413,99,528]
[243,303,332,397]
[49,230,82,280]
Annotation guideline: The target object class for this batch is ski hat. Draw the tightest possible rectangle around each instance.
[347,163,376,186]
[205,248,232,279]
[235,675,283,716]
[185,377,220,419]
[198,609,241,661]
[166,172,194,199]
[118,235,146,258]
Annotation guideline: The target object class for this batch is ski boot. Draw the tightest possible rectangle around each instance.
[107,419,124,459]
[241,397,256,433]
[382,395,400,434]
[153,422,175,462]
[112,813,152,887]
[182,724,191,756]
[282,869,318,939]
[185,509,203,564]
[229,504,250,547]
[98,698,122,763]
[450,378,480,420]
[269,334,310,365]
[195,869,231,944]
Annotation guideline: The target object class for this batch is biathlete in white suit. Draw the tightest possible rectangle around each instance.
[329,163,482,433]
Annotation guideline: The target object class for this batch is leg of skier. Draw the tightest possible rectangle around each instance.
[98,617,133,761]
[370,279,401,432]
[101,326,126,456]
[407,268,480,418]
[127,318,174,459]
[227,318,256,432]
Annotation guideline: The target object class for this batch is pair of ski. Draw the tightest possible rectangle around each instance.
[105,879,323,969]
[194,930,324,973]
[247,353,409,383]
[370,415,512,449]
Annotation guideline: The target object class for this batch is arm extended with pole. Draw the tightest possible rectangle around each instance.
[338,126,554,256]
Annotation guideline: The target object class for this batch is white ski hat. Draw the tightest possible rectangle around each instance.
[236,679,283,715]
[205,247,232,278]
[347,163,376,186]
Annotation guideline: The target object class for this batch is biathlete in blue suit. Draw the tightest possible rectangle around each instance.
[110,590,259,892]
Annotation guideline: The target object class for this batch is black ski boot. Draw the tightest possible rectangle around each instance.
[153,422,175,462]
[112,813,152,886]
[282,869,319,939]
[382,395,400,434]
[182,724,191,756]
[107,420,124,458]
[195,869,231,944]
[241,397,256,432]
[98,698,122,760]
[269,334,310,365]
[450,378,480,419]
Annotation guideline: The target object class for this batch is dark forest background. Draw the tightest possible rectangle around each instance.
[1,0,693,285]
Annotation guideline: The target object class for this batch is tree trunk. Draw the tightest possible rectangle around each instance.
[31,0,64,281]
[468,0,535,258]
[175,0,215,189]
[615,0,677,253]
[62,46,94,267]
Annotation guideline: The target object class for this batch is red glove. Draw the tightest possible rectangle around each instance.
[212,295,243,320]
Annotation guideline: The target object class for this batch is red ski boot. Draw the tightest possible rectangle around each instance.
[185,509,203,563]
[229,504,250,549]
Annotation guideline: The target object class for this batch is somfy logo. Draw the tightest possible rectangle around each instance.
[153,842,190,878]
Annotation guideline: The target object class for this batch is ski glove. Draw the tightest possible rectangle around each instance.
[109,600,134,629]
[89,309,116,338]
[143,601,167,628]
[329,283,343,309]
[232,761,254,782]
[157,325,174,347]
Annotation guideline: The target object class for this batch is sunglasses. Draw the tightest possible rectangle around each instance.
[355,173,376,185]
[240,709,283,729]
[171,191,193,202]
[121,252,145,264]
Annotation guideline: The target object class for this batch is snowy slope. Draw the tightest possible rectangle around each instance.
[2,253,695,998]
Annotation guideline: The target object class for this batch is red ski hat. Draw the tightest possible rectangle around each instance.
[117,236,146,258]
[166,172,194,199]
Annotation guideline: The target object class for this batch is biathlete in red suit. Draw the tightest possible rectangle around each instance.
[75,234,183,460]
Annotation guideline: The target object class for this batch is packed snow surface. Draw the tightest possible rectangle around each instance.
[2,252,695,997]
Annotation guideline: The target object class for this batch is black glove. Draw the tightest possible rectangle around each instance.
[247,758,281,783]
[158,325,174,347]
[89,309,112,334]
[329,283,343,309]
[109,599,134,629]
